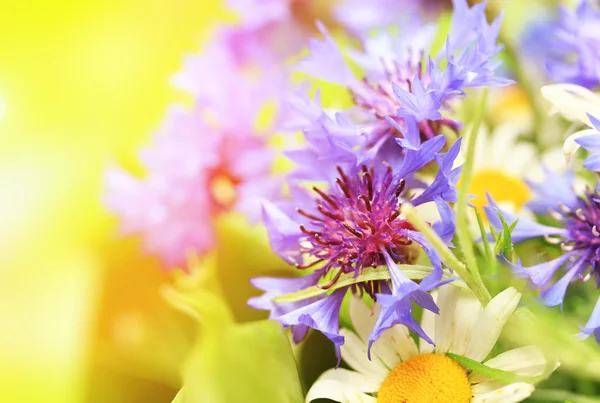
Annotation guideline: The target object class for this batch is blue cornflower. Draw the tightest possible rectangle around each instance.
[576,114,600,177]
[486,171,600,343]
[250,112,461,360]
[291,0,511,161]
[522,0,600,88]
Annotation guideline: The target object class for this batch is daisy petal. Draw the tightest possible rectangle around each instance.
[349,295,378,343]
[471,382,534,403]
[465,288,521,362]
[306,368,379,403]
[469,346,546,384]
[434,285,460,353]
[418,290,438,353]
[348,297,411,369]
[340,329,390,383]
[448,291,482,356]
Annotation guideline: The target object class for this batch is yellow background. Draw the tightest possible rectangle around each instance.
[0,1,225,402]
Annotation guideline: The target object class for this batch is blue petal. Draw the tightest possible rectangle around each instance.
[526,168,578,214]
[540,256,588,307]
[588,113,600,131]
[583,153,600,172]
[368,295,435,356]
[432,197,456,244]
[403,229,446,290]
[578,296,600,343]
[388,115,420,150]
[397,135,446,180]
[500,252,575,289]
[382,249,419,296]
[261,201,303,264]
[277,288,348,363]
[575,133,600,152]
[412,138,462,206]
[485,194,568,244]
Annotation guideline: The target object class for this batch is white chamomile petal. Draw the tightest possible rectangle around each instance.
[448,290,481,356]
[382,322,418,364]
[564,128,598,155]
[541,84,600,125]
[469,345,546,384]
[348,297,408,370]
[418,290,438,353]
[340,329,390,383]
[306,368,379,403]
[433,285,460,353]
[349,296,378,342]
[465,287,521,362]
[471,382,535,403]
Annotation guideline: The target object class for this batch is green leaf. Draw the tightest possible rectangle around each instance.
[273,265,463,303]
[446,353,552,384]
[165,285,303,403]
[474,207,492,263]
[179,320,304,403]
[529,390,600,403]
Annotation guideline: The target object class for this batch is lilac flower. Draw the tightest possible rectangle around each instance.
[105,37,280,269]
[292,0,511,161]
[250,114,461,359]
[486,172,600,343]
[521,1,600,88]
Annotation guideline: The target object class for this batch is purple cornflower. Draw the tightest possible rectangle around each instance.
[250,114,461,359]
[291,0,511,160]
[522,0,600,88]
[486,171,600,343]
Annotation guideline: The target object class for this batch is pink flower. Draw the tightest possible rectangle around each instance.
[105,32,281,269]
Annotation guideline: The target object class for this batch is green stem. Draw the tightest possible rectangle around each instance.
[529,389,600,403]
[404,204,491,305]
[455,89,490,296]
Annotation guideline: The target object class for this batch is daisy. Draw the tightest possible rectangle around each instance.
[466,123,566,217]
[307,286,552,403]
[541,84,600,182]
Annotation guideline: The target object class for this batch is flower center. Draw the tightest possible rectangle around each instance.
[210,174,237,209]
[295,164,419,297]
[548,191,600,277]
[377,354,471,403]
[469,169,530,216]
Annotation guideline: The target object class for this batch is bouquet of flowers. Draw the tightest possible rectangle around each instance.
[103,0,600,402]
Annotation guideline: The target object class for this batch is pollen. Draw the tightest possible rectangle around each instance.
[377,353,472,403]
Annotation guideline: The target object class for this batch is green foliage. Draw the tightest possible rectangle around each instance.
[164,261,304,403]
[273,265,461,303]
[446,353,553,385]
[489,209,519,263]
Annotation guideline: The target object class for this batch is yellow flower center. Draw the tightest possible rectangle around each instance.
[468,169,531,215]
[377,354,471,403]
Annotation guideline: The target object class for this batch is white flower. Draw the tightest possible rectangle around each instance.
[460,124,565,237]
[541,84,600,155]
[306,286,554,403]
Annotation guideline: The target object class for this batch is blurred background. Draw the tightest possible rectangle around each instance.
[0,1,226,401]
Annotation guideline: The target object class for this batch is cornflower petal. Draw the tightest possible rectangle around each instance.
[578,296,600,343]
